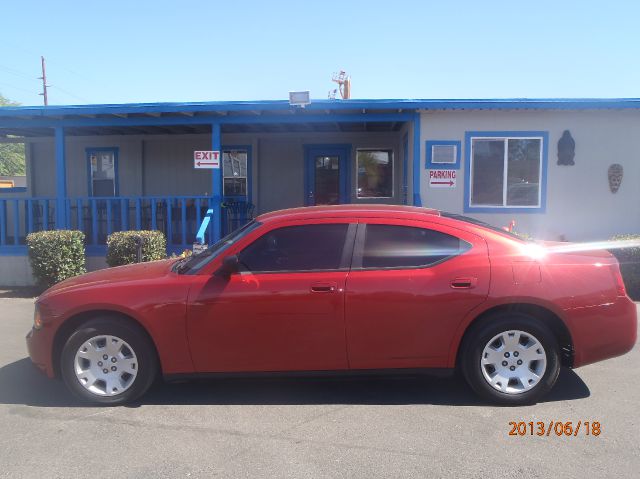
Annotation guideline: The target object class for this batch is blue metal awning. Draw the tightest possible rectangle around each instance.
[1,97,639,137]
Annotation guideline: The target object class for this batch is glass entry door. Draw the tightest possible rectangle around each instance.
[313,155,340,204]
[305,146,350,206]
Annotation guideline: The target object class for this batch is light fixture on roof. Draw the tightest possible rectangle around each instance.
[289,91,310,108]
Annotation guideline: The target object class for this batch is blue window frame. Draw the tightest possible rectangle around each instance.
[426,140,461,170]
[86,147,119,197]
[464,131,548,213]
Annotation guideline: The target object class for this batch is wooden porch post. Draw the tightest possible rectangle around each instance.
[54,126,67,228]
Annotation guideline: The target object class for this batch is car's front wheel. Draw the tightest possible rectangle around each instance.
[461,313,561,405]
[60,317,157,405]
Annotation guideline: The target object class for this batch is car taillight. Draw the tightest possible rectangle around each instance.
[33,303,43,330]
[610,264,627,297]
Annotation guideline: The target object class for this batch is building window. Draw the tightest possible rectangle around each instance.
[356,149,393,198]
[222,149,248,197]
[0,141,27,192]
[466,132,547,212]
[87,148,118,197]
[426,140,461,169]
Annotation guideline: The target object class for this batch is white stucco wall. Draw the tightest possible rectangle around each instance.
[419,109,640,241]
[0,255,35,286]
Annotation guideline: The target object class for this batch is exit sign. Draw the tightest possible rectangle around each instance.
[194,151,220,169]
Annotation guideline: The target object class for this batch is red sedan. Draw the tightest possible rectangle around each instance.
[26,205,637,405]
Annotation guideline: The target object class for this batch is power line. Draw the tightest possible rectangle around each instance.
[49,85,90,103]
[0,55,94,104]
[1,39,98,84]
[0,80,36,95]
[50,61,93,83]
[0,64,39,82]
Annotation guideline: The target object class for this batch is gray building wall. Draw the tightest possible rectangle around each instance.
[143,135,210,196]
[419,109,640,241]
[256,132,403,214]
[30,140,55,197]
[11,108,640,242]
[15,131,404,214]
[29,137,143,197]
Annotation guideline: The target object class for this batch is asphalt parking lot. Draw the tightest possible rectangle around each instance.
[0,296,638,478]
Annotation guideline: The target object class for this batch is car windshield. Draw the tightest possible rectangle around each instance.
[175,220,261,274]
[441,212,528,242]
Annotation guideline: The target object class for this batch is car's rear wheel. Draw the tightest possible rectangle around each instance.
[461,313,561,405]
[60,317,157,405]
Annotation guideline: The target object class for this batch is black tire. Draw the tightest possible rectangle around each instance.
[60,317,158,405]
[460,312,560,405]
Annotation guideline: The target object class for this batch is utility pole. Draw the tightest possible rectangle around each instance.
[38,56,49,106]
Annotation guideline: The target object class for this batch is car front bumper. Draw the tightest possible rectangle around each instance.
[26,326,55,378]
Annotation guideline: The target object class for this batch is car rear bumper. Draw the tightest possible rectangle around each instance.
[26,327,55,378]
[570,296,637,368]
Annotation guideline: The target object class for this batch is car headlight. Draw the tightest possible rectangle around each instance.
[33,303,43,330]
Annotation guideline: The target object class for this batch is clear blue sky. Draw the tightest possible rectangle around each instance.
[1,0,638,106]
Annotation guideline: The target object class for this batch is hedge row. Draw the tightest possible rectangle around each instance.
[106,230,166,267]
[26,230,86,288]
[26,230,167,288]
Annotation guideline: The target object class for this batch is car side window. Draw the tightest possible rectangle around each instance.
[237,224,349,273]
[360,224,469,269]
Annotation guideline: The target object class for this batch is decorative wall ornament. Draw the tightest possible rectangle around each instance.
[557,130,575,165]
[608,163,624,193]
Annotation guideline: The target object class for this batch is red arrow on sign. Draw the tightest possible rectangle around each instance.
[432,180,454,186]
[197,161,217,166]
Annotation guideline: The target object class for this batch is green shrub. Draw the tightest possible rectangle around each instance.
[106,230,166,267]
[609,234,640,300]
[26,230,86,288]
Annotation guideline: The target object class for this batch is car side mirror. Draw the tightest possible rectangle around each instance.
[216,255,240,277]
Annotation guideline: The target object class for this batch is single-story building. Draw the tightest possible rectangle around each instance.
[1,97,639,286]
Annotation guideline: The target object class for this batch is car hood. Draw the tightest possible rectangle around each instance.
[41,259,178,297]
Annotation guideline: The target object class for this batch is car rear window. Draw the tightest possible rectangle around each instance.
[441,212,527,242]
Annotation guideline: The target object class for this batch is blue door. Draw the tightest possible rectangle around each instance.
[304,145,351,206]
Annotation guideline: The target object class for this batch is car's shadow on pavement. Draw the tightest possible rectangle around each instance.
[0,358,590,408]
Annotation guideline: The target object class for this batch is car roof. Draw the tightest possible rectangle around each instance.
[256,204,441,223]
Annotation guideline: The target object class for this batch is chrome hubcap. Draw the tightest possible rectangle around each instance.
[74,335,138,396]
[480,330,547,395]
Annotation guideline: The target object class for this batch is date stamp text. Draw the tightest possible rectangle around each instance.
[508,421,601,437]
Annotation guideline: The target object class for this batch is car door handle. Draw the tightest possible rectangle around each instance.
[450,277,477,289]
[310,282,338,293]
